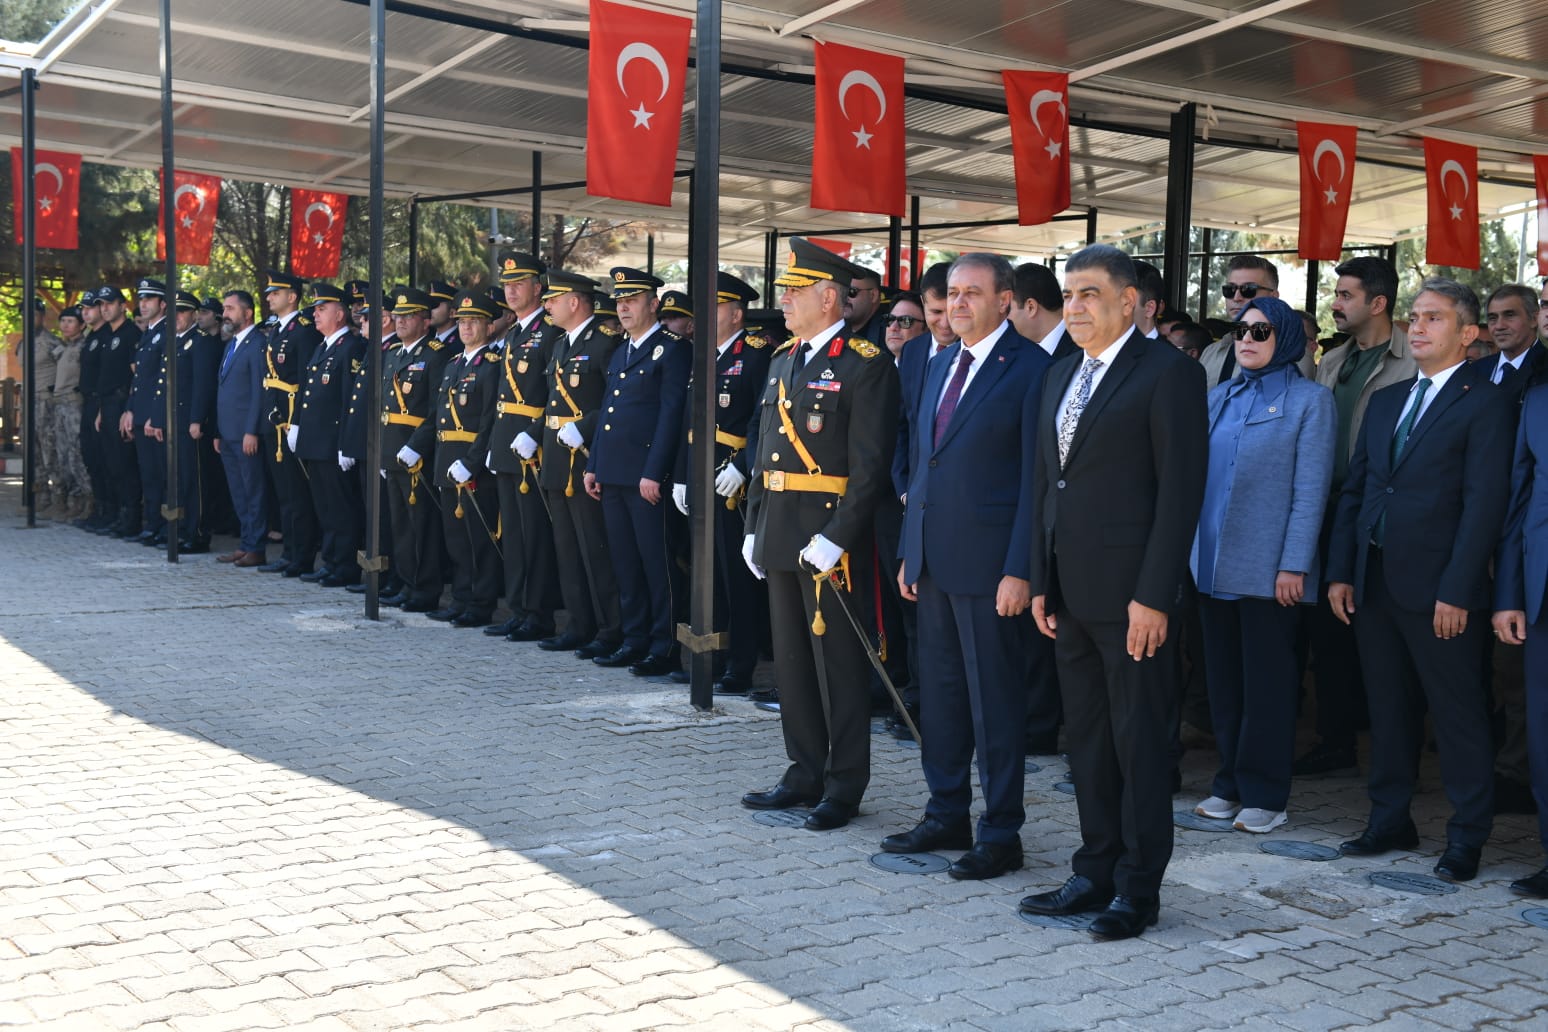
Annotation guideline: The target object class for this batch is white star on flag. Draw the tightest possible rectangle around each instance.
[1324,187,1338,204]
[1449,204,1463,220]
[313,232,325,244]
[1044,139,1062,160]
[181,216,194,228]
[853,125,873,149]
[39,197,54,213]
[630,103,654,128]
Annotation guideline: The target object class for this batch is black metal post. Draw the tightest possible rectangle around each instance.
[1163,103,1196,319]
[20,69,36,530]
[1305,259,1320,316]
[908,196,920,287]
[686,0,721,711]
[407,197,419,285]
[530,151,542,257]
[1198,227,1215,322]
[647,233,655,277]
[159,0,180,562]
[364,0,387,619]
[764,231,778,302]
[1085,206,1098,245]
[1385,242,1398,267]
[886,215,902,286]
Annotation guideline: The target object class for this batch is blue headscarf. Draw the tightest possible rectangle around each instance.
[1236,296,1306,379]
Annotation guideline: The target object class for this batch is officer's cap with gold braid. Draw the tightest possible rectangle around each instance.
[609,266,664,300]
[487,286,512,314]
[658,291,692,319]
[174,291,200,312]
[424,280,457,303]
[453,288,497,320]
[308,282,349,308]
[773,237,868,290]
[390,286,432,315]
[262,269,305,296]
[343,279,371,305]
[541,269,598,302]
[592,293,617,319]
[497,250,546,284]
[716,271,759,307]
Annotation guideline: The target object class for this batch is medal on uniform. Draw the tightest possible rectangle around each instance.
[570,373,581,387]
[806,412,824,433]
[718,392,731,408]
[459,392,468,406]
[821,368,834,379]
[403,381,413,394]
[278,351,286,364]
[517,359,529,374]
[321,373,330,385]
[652,345,664,361]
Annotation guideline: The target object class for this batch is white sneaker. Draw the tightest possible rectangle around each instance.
[1195,796,1241,819]
[1234,808,1288,833]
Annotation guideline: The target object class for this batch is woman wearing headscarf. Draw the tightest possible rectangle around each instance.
[1191,295,1336,833]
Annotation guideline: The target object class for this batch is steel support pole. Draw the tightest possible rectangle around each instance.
[647,233,655,277]
[764,231,778,302]
[159,0,180,562]
[1085,206,1098,245]
[488,206,499,281]
[908,196,921,288]
[686,0,722,711]
[530,151,542,257]
[407,197,419,285]
[886,215,902,286]
[1198,228,1215,322]
[20,69,36,530]
[1305,259,1320,315]
[363,0,387,620]
[1163,103,1196,319]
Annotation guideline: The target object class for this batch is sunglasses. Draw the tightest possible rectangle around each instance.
[1232,321,1275,342]
[1221,283,1267,300]
[884,315,920,329]
[847,286,876,299]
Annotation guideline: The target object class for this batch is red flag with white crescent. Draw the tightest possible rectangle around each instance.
[586,0,692,207]
[1295,122,1357,261]
[11,147,81,250]
[157,170,223,266]
[1534,155,1548,277]
[1424,138,1479,269]
[1003,71,1071,226]
[289,189,349,278]
[812,42,906,217]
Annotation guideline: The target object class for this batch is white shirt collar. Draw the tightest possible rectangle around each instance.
[518,308,543,333]
[718,332,741,357]
[629,321,661,348]
[802,319,848,364]
[1037,318,1067,355]
[1415,359,1465,397]
[1088,326,1136,369]
[276,310,298,331]
[323,327,350,347]
[958,320,1011,362]
[567,316,595,348]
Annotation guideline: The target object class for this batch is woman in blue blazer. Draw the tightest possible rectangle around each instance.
[1191,296,1335,833]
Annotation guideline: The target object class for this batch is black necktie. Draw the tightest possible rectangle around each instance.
[1499,362,1517,385]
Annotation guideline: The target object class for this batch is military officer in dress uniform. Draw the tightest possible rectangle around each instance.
[487,287,515,341]
[659,290,694,340]
[341,289,403,598]
[535,271,626,658]
[127,278,169,545]
[94,286,142,538]
[584,268,691,676]
[289,283,366,587]
[671,272,773,694]
[385,288,453,612]
[426,280,460,348]
[425,290,503,627]
[741,238,902,831]
[154,290,220,552]
[258,270,324,577]
[483,252,565,643]
[593,293,623,336]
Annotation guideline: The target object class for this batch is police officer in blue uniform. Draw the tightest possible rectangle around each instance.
[386,288,454,612]
[257,270,324,577]
[93,286,142,537]
[75,289,112,530]
[154,290,220,552]
[584,268,691,676]
[128,278,169,545]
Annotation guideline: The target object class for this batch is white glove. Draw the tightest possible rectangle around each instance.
[380,468,388,479]
[338,451,355,472]
[449,459,473,484]
[799,534,844,575]
[714,463,747,498]
[396,444,421,468]
[514,431,539,459]
[557,422,584,450]
[285,425,299,452]
[487,450,495,469]
[672,482,689,515]
[742,534,765,581]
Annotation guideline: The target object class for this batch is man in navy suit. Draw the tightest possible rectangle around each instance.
[1328,278,1512,882]
[214,290,268,567]
[883,253,1051,880]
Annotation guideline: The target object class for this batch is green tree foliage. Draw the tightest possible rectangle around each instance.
[0,0,73,44]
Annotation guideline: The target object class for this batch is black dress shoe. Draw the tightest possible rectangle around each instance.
[1089,896,1159,941]
[299,568,332,583]
[713,674,752,696]
[131,530,157,545]
[575,639,615,660]
[748,686,779,704]
[181,539,212,555]
[887,704,921,741]
[741,784,820,811]
[630,653,677,677]
[320,574,361,588]
[949,840,1025,881]
[1339,824,1420,857]
[668,669,690,684]
[538,633,588,652]
[1509,867,1548,897]
[282,565,310,578]
[256,560,291,573]
[1019,875,1111,916]
[345,582,368,594]
[506,622,552,643]
[804,798,859,831]
[484,617,522,637]
[1024,733,1059,756]
[399,597,439,613]
[378,593,406,607]
[452,611,492,628]
[881,816,973,854]
[594,645,647,668]
[1434,844,1481,882]
[426,606,465,622]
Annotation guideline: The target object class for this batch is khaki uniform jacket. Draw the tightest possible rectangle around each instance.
[1313,325,1414,462]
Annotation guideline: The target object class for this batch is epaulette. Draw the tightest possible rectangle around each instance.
[847,338,881,360]
[744,333,769,350]
[298,315,313,327]
[351,359,364,375]
[428,338,445,351]
[599,323,620,337]
[541,314,555,326]
[662,328,684,341]
[774,340,797,355]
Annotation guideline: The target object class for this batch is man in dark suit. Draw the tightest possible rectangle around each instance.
[1483,285,1544,401]
[1328,277,1512,882]
[214,290,268,567]
[883,253,1051,879]
[742,238,900,832]
[1010,261,1077,361]
[1019,244,1207,940]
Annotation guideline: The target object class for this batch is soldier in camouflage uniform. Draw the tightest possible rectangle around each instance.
[48,305,89,519]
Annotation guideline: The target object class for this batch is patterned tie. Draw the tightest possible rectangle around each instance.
[1058,357,1102,468]
[1390,377,1433,462]
[933,349,974,447]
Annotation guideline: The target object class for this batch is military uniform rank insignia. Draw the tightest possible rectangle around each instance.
[403,382,413,394]
[570,373,581,387]
[277,351,286,364]
[652,345,664,361]
[718,392,731,408]
[517,359,529,374]
[806,412,824,433]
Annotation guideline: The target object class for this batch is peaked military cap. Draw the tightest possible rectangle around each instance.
[199,296,223,315]
[174,290,200,311]
[498,251,546,284]
[342,279,371,305]
[361,291,392,313]
[263,270,305,295]
[592,293,617,319]
[308,282,350,307]
[773,237,869,290]
[424,280,457,303]
[80,289,102,307]
[658,291,692,318]
[136,277,167,298]
[487,286,512,314]
[61,305,83,321]
[453,288,497,320]
[716,272,759,306]
[609,266,664,299]
[541,269,598,301]
[390,286,432,315]
[97,285,128,304]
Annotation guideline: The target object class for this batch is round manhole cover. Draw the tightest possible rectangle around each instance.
[869,852,951,875]
[750,810,808,828]
[1368,871,1460,896]
[1521,908,1548,930]
[1053,781,1076,796]
[1174,811,1236,833]
[1017,910,1097,931]
[1260,840,1341,862]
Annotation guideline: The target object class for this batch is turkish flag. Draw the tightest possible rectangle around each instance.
[156,170,223,266]
[1003,71,1070,226]
[1534,155,1548,276]
[812,42,906,217]
[10,148,81,250]
[809,237,853,260]
[1424,138,1479,269]
[1295,122,1357,261]
[885,247,928,289]
[586,0,691,207]
[289,189,349,278]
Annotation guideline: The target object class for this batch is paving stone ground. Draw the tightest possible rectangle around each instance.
[2,477,1547,1031]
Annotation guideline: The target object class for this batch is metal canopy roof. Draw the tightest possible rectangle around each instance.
[2,0,1545,268]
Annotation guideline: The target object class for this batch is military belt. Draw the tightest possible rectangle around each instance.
[499,401,544,418]
[438,429,477,442]
[762,470,848,495]
[262,377,298,394]
[383,412,425,427]
[688,428,749,449]
[546,414,579,430]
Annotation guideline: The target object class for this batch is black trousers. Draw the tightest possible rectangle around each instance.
[494,467,559,630]
[714,499,766,680]
[765,566,872,805]
[1309,507,1367,750]
[134,432,166,534]
[1056,612,1178,900]
[387,468,441,603]
[79,399,108,511]
[547,488,620,646]
[98,395,139,525]
[601,482,675,656]
[439,479,500,611]
[175,431,213,542]
[1355,550,1494,848]
[306,457,362,576]
[263,430,318,570]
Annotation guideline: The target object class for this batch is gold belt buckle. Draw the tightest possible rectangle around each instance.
[546,415,560,429]
[767,471,786,492]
